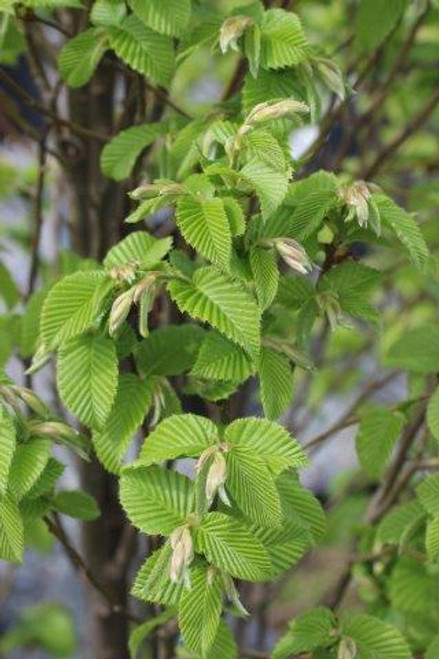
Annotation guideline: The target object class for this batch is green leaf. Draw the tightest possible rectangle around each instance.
[242,68,299,116]
[240,158,289,220]
[276,473,326,544]
[272,607,335,658]
[206,620,238,659]
[129,0,191,36]
[101,123,165,181]
[93,374,152,474]
[108,15,175,87]
[253,523,309,577]
[356,405,404,479]
[119,465,194,535]
[0,407,16,495]
[132,543,183,605]
[426,635,439,659]
[59,28,107,87]
[0,493,23,563]
[375,194,429,270]
[0,261,19,308]
[168,266,261,359]
[40,270,110,350]
[319,263,380,323]
[288,171,338,240]
[224,417,307,473]
[103,231,172,270]
[417,475,439,517]
[178,565,223,656]
[139,414,217,465]
[389,556,436,615]
[176,196,232,268]
[54,490,100,521]
[277,273,315,310]
[225,447,282,527]
[260,9,308,69]
[259,346,293,420]
[427,386,439,444]
[355,0,408,53]
[223,197,245,236]
[8,440,51,501]
[27,458,65,499]
[136,324,205,377]
[191,332,253,382]
[426,516,439,561]
[250,247,279,311]
[385,324,439,374]
[57,333,118,429]
[194,512,271,581]
[376,500,425,545]
[20,286,50,358]
[341,614,412,659]
[129,608,175,659]
[91,0,127,26]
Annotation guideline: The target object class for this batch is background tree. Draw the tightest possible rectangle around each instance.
[0,0,438,658]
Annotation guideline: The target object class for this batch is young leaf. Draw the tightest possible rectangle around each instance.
[53,490,100,521]
[417,475,439,517]
[194,511,271,581]
[355,0,408,54]
[103,231,172,270]
[191,331,253,382]
[259,9,308,69]
[178,565,223,656]
[250,246,279,311]
[139,414,217,465]
[224,417,308,473]
[129,608,175,659]
[426,516,439,561]
[59,28,107,87]
[276,473,326,544]
[0,493,23,563]
[341,614,412,659]
[108,15,175,87]
[356,405,404,479]
[136,324,205,377]
[240,158,290,220]
[0,407,16,495]
[57,333,118,430]
[385,324,439,374]
[8,440,51,501]
[427,386,439,444]
[259,346,293,420]
[40,270,110,350]
[128,0,191,37]
[101,123,165,181]
[253,523,309,577]
[132,544,183,605]
[225,447,282,527]
[91,0,127,26]
[176,196,232,268]
[272,607,335,658]
[376,500,425,545]
[92,374,152,474]
[168,266,261,359]
[119,465,194,535]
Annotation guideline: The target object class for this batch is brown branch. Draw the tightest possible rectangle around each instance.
[27,138,47,299]
[0,68,108,143]
[44,515,141,624]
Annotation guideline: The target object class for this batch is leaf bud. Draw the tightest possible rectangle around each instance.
[219,15,253,54]
[273,238,312,274]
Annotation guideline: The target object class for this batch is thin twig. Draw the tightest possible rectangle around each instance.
[27,137,47,298]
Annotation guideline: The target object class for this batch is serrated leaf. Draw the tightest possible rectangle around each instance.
[276,473,326,544]
[277,273,315,310]
[225,417,307,473]
[129,0,191,36]
[259,346,293,420]
[59,28,107,87]
[225,447,282,527]
[120,465,194,535]
[168,266,261,359]
[40,270,109,350]
[132,543,184,605]
[27,458,64,499]
[103,231,172,270]
[260,9,308,70]
[194,512,271,581]
[20,285,50,358]
[91,0,127,26]
[179,565,223,656]
[341,614,411,659]
[0,261,19,308]
[8,440,51,501]
[176,196,232,267]
[289,171,338,239]
[375,194,429,270]
[242,129,287,172]
[426,516,439,561]
[0,407,16,495]
[223,197,245,236]
[108,15,175,87]
[376,500,425,545]
[129,608,175,659]
[417,475,439,517]
[57,333,118,430]
[319,262,380,322]
[389,556,436,614]
[191,331,253,382]
[54,490,100,521]
[253,522,309,577]
[101,123,165,181]
[385,324,439,374]
[250,247,279,311]
[427,386,439,443]
[240,158,289,220]
[92,374,152,473]
[139,414,217,465]
[356,405,404,479]
[355,0,408,53]
[206,620,237,659]
[0,493,23,563]
[136,324,204,377]
[242,68,299,115]
[272,607,335,659]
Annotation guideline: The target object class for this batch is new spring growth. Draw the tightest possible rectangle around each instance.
[338,181,382,237]
[169,526,194,584]
[272,238,312,275]
[109,273,160,337]
[129,181,185,201]
[219,15,253,54]
[206,451,230,506]
[244,99,309,128]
